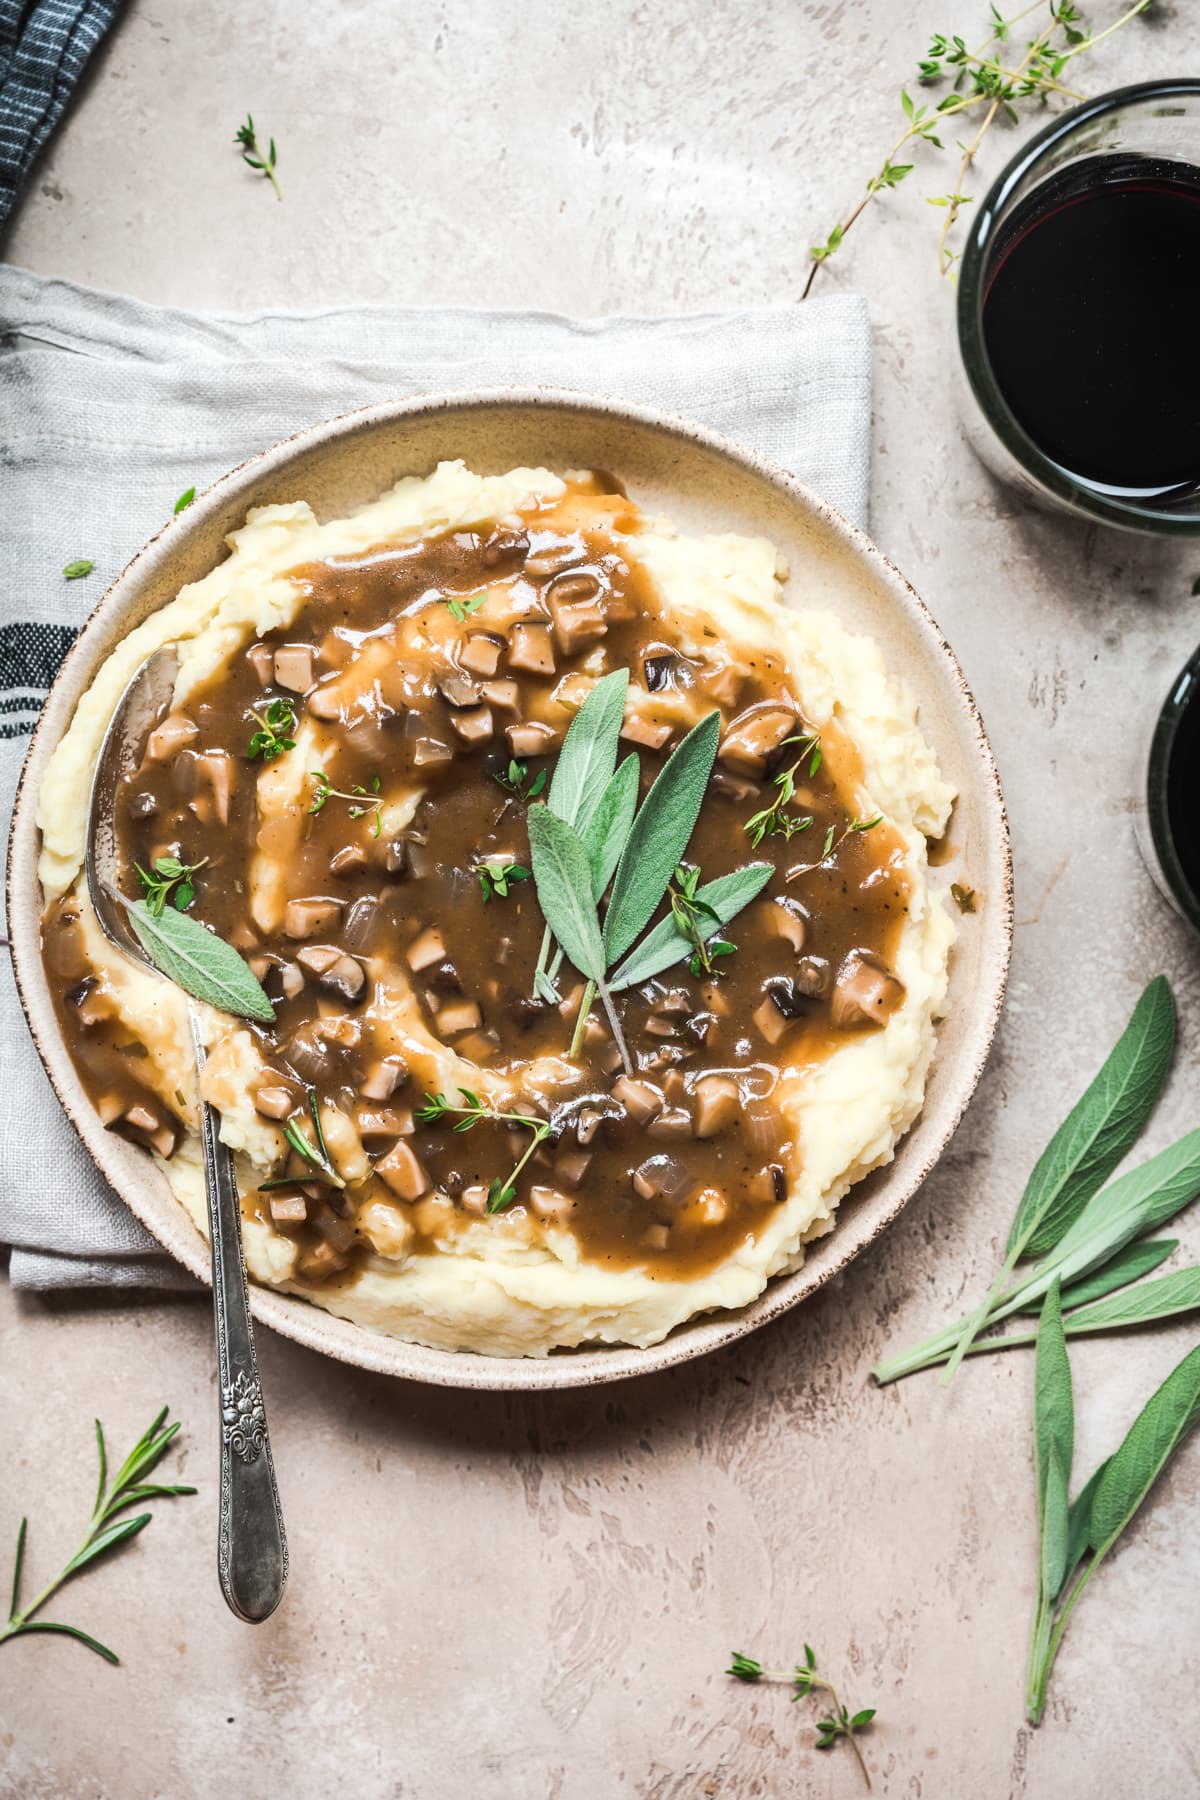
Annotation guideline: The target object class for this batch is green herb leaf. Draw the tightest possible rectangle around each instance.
[549,668,629,838]
[1034,1280,1073,1589]
[1021,1238,1178,1312]
[609,862,773,991]
[63,560,94,580]
[1089,1339,1200,1554]
[1064,1459,1109,1583]
[1058,1267,1200,1337]
[602,711,720,963]
[526,808,607,985]
[581,755,640,900]
[123,898,275,1023]
[1007,976,1176,1260]
[1027,1131,1200,1297]
[173,486,196,515]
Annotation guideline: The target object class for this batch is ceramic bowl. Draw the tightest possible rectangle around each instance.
[7,389,1012,1390]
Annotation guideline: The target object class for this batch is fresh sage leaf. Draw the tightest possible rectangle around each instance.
[1064,1458,1108,1584]
[581,755,640,900]
[1007,976,1175,1260]
[1041,1441,1070,1604]
[1089,1339,1200,1554]
[548,668,629,837]
[1061,1267,1200,1337]
[602,711,720,964]
[1028,1131,1200,1298]
[608,862,774,991]
[526,808,607,985]
[1034,1281,1073,1556]
[1022,1238,1179,1313]
[124,898,276,1023]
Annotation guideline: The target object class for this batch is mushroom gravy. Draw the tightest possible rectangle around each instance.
[42,477,911,1289]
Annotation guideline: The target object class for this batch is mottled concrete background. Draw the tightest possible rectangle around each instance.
[3,3,1199,1796]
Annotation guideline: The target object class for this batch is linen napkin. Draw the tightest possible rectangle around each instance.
[0,263,872,1289]
[0,1,125,225]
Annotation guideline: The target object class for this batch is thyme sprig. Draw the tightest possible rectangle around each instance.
[728,1645,876,1788]
[135,853,207,916]
[669,863,736,979]
[416,1087,550,1212]
[1,1408,195,1665]
[803,0,1152,294]
[492,757,547,803]
[474,859,530,903]
[261,1090,346,1191]
[234,114,281,201]
[743,731,822,847]
[785,813,882,881]
[308,770,383,837]
[247,698,297,762]
[446,590,488,622]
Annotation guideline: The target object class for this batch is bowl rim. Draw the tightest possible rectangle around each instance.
[6,385,1013,1389]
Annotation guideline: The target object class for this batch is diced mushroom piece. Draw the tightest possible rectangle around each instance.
[831,951,906,1030]
[480,679,520,713]
[611,1075,664,1125]
[693,1074,740,1138]
[317,628,352,670]
[306,683,344,721]
[553,1147,592,1190]
[317,954,367,1003]
[546,573,606,653]
[330,843,369,877]
[743,1107,779,1157]
[375,1139,432,1201]
[753,996,791,1046]
[254,1084,295,1121]
[794,956,833,1000]
[195,750,235,826]
[460,632,505,677]
[358,1197,415,1260]
[711,768,758,804]
[297,1239,350,1282]
[642,1016,678,1041]
[437,673,482,708]
[647,1107,692,1140]
[718,703,799,779]
[436,998,483,1036]
[146,713,198,763]
[631,1154,693,1203]
[268,1192,308,1226]
[748,1164,789,1207]
[343,895,379,952]
[313,1014,362,1050]
[642,651,685,693]
[274,645,315,693]
[459,1183,491,1216]
[356,1106,413,1147]
[481,525,530,569]
[285,897,343,940]
[702,664,744,709]
[247,642,275,685]
[95,1091,126,1127]
[382,838,409,876]
[361,1055,408,1101]
[295,944,340,978]
[693,1189,729,1226]
[764,976,814,1020]
[506,720,559,758]
[457,1030,498,1064]
[116,1103,179,1160]
[642,1224,670,1250]
[620,713,673,751]
[407,926,445,972]
[507,622,556,676]
[767,897,809,953]
[67,977,114,1029]
[527,1185,572,1222]
[411,732,455,768]
[262,960,305,1003]
[449,705,494,746]
[525,543,583,579]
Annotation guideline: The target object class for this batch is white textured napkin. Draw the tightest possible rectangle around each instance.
[0,263,872,1290]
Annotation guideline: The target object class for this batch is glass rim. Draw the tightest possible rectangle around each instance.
[1147,644,1200,932]
[957,77,1200,537]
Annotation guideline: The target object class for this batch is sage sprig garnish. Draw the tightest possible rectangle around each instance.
[947,1263,1200,1360]
[1,1408,194,1665]
[728,1644,876,1787]
[123,896,275,1024]
[876,976,1181,1384]
[1025,1289,1200,1723]
[602,711,720,964]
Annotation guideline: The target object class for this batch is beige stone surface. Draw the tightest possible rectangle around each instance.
[3,2,1200,1796]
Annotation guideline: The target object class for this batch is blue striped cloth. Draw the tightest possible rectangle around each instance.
[0,1,125,225]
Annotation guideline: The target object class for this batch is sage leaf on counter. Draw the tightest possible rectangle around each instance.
[609,861,773,991]
[602,711,720,963]
[1019,1238,1177,1313]
[124,897,275,1024]
[1033,1283,1073,1606]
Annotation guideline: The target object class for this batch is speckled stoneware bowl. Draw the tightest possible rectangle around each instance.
[7,390,1012,1390]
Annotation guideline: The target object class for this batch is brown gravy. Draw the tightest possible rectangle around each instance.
[42,479,911,1290]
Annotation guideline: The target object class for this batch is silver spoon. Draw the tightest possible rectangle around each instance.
[86,648,288,1623]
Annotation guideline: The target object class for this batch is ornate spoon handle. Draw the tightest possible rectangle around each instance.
[194,1015,288,1622]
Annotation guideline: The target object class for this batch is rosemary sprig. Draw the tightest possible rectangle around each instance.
[234,114,281,200]
[743,731,822,846]
[728,1645,876,1788]
[803,0,1152,294]
[308,770,383,838]
[669,863,736,978]
[261,1090,346,1191]
[135,854,207,917]
[492,758,547,803]
[785,813,882,881]
[474,859,530,902]
[416,1087,550,1212]
[446,590,488,622]
[1,1408,195,1665]
[247,698,297,762]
